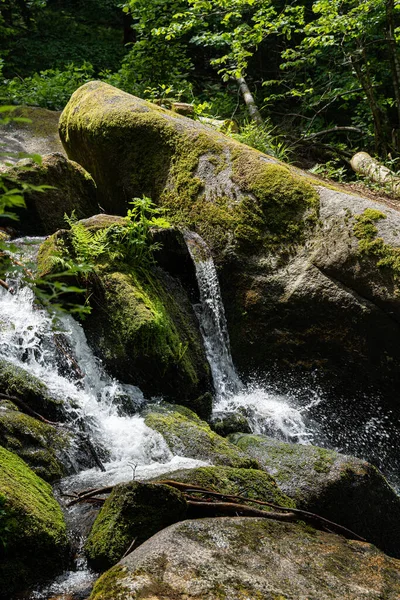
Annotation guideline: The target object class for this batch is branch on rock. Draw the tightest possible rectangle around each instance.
[187,499,296,520]
[67,479,366,543]
[0,278,11,292]
[0,392,59,425]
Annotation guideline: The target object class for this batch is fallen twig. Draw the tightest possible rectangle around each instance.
[0,392,60,425]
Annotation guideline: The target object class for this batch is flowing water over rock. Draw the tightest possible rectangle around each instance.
[2,235,399,598]
[185,231,316,444]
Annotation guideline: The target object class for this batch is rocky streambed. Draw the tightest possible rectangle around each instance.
[1,83,400,599]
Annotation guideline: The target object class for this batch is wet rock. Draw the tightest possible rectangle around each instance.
[85,481,187,572]
[0,401,69,481]
[143,403,258,469]
[89,517,400,600]
[210,410,252,437]
[0,106,64,164]
[230,433,400,558]
[1,152,98,235]
[38,222,212,413]
[0,446,68,599]
[0,358,65,420]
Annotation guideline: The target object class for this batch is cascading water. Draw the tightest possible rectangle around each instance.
[184,231,316,444]
[0,237,208,599]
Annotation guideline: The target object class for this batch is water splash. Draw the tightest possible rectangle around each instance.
[184,231,315,443]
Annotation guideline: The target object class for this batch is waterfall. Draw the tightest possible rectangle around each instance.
[0,238,207,490]
[184,231,315,443]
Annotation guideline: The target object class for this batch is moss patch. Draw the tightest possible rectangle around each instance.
[85,481,187,572]
[0,403,68,481]
[0,358,64,420]
[89,566,130,600]
[0,446,68,596]
[144,404,259,469]
[59,82,319,260]
[353,208,400,279]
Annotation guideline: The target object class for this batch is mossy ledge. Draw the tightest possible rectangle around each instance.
[353,208,400,277]
[0,446,68,597]
[59,81,319,259]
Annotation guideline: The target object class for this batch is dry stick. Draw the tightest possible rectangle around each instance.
[187,499,296,521]
[184,489,366,542]
[0,392,59,425]
[122,537,137,559]
[67,485,115,507]
[0,278,11,292]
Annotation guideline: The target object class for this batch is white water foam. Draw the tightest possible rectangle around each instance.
[184,231,317,443]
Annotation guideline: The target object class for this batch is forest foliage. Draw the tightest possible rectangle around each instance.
[1,0,400,175]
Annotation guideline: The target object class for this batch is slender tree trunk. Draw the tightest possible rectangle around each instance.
[235,75,263,126]
[351,48,388,155]
[386,0,400,150]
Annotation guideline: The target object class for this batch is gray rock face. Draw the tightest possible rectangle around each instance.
[230,433,400,558]
[1,152,98,234]
[89,517,400,600]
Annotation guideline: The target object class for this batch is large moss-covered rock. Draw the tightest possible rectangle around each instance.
[0,401,68,481]
[143,403,258,469]
[85,481,187,572]
[153,465,295,508]
[90,517,400,600]
[0,446,68,598]
[60,81,400,408]
[230,433,400,558]
[1,152,98,234]
[0,358,64,420]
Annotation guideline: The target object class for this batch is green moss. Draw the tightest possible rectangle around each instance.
[0,446,68,595]
[0,404,68,481]
[155,465,296,509]
[85,482,187,572]
[89,566,130,600]
[0,358,64,419]
[353,208,400,279]
[144,405,259,469]
[59,82,320,259]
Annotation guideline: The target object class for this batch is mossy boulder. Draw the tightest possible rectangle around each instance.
[85,481,187,572]
[38,222,212,414]
[0,446,68,598]
[0,358,64,420]
[60,81,400,408]
[143,403,258,469]
[153,465,295,509]
[0,400,69,481]
[230,433,400,558]
[1,152,98,234]
[0,106,64,165]
[90,517,400,600]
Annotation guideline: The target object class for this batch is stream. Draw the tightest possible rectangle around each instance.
[1,235,399,599]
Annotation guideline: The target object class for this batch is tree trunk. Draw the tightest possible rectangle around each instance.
[235,75,263,126]
[386,0,400,149]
